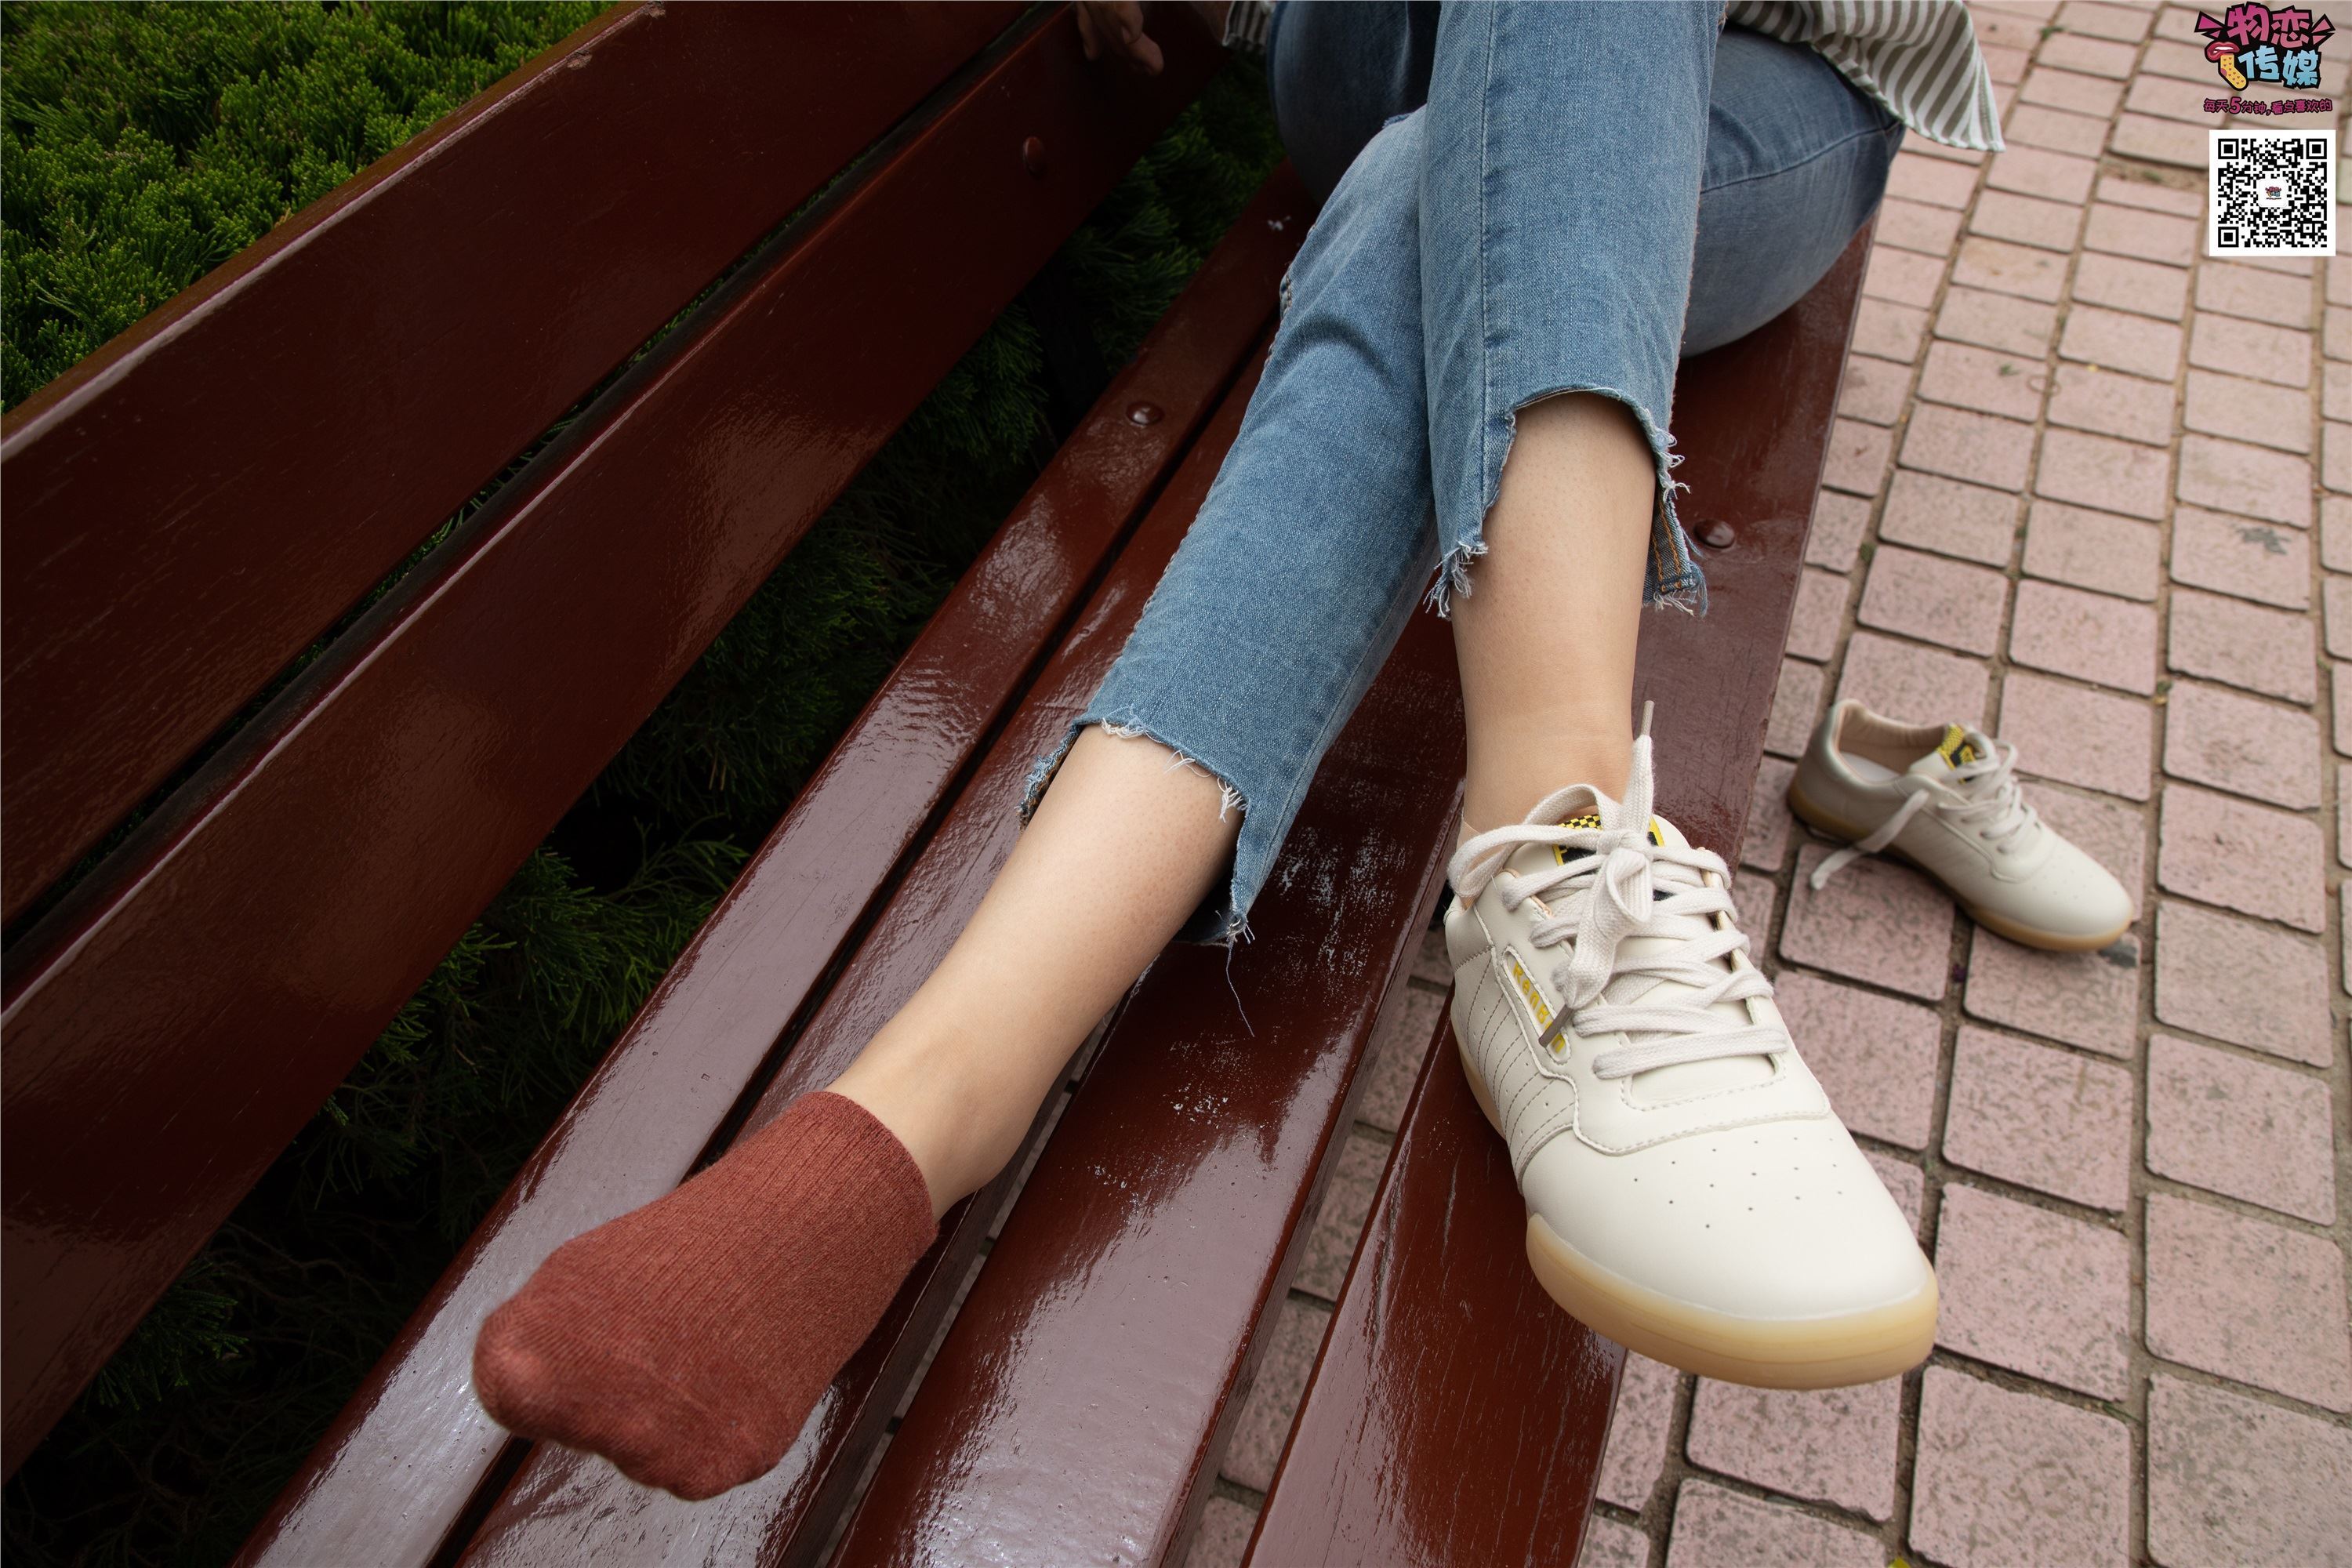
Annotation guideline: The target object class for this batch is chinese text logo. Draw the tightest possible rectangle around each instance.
[2198,5,2333,89]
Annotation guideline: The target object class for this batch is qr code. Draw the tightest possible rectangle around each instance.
[2209,129,2337,257]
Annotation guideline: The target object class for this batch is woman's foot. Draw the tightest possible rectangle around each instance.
[1444,728,1936,1389]
[473,1091,937,1499]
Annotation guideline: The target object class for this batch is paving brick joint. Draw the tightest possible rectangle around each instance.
[1004,6,2352,1564]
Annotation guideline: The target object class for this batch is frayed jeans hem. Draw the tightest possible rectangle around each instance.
[1020,713,1256,947]
[1425,383,1708,620]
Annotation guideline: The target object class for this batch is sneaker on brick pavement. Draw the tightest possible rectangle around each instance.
[1791,699,2136,951]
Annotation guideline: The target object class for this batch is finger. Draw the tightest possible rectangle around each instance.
[1076,6,1098,59]
[1112,1,1145,41]
[1131,32,1164,74]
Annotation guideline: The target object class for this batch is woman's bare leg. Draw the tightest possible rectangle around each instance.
[829,724,1240,1214]
[1417,1,1718,831]
[474,724,1238,1497]
[1450,393,1655,829]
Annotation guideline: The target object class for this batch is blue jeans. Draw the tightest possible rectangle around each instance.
[1025,2,1901,942]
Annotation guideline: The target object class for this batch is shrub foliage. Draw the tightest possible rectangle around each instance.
[1,0,607,408]
[1,4,1280,1563]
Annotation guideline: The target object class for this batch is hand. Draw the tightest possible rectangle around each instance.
[1075,1,1164,74]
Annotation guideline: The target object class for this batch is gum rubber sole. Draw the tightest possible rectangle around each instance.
[1455,1036,1938,1390]
[1784,782,2131,954]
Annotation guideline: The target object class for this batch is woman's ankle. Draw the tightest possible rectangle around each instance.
[1465,736,1633,829]
[827,1046,1036,1221]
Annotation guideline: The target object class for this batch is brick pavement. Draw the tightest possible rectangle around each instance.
[1179,3,2352,1563]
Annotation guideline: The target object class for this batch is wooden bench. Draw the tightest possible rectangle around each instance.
[0,5,1866,1563]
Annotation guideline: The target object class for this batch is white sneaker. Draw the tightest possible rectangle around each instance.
[1790,700,2136,952]
[1446,728,1935,1389]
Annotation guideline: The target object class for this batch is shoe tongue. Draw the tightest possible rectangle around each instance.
[1908,723,1985,779]
[1551,806,1665,871]
[1528,804,1684,891]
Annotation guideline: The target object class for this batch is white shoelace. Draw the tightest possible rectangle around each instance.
[1809,739,2039,891]
[1448,735,1785,1080]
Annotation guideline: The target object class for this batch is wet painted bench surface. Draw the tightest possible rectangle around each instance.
[0,5,1864,1562]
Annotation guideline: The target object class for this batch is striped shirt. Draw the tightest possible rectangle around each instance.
[1727,1,2005,151]
[1225,2,2005,152]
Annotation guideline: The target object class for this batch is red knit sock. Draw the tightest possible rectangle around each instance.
[474,1090,937,1499]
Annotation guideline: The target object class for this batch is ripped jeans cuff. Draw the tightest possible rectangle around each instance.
[1020,711,1256,947]
[1426,386,1708,619]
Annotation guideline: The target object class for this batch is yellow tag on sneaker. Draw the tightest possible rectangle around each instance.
[1554,813,1665,865]
[1506,950,1555,1030]
[1933,724,1980,769]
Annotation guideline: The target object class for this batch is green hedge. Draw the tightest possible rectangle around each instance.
[1,4,1281,1563]
[1,0,612,409]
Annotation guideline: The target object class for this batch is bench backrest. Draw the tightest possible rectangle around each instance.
[0,1,1219,1472]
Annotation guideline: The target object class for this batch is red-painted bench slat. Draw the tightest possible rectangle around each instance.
[0,0,1020,923]
[1249,1003,1623,1568]
[1245,228,1874,1567]
[0,6,1221,1474]
[236,169,1310,1568]
[452,342,1286,1566]
[818,576,1468,1563]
